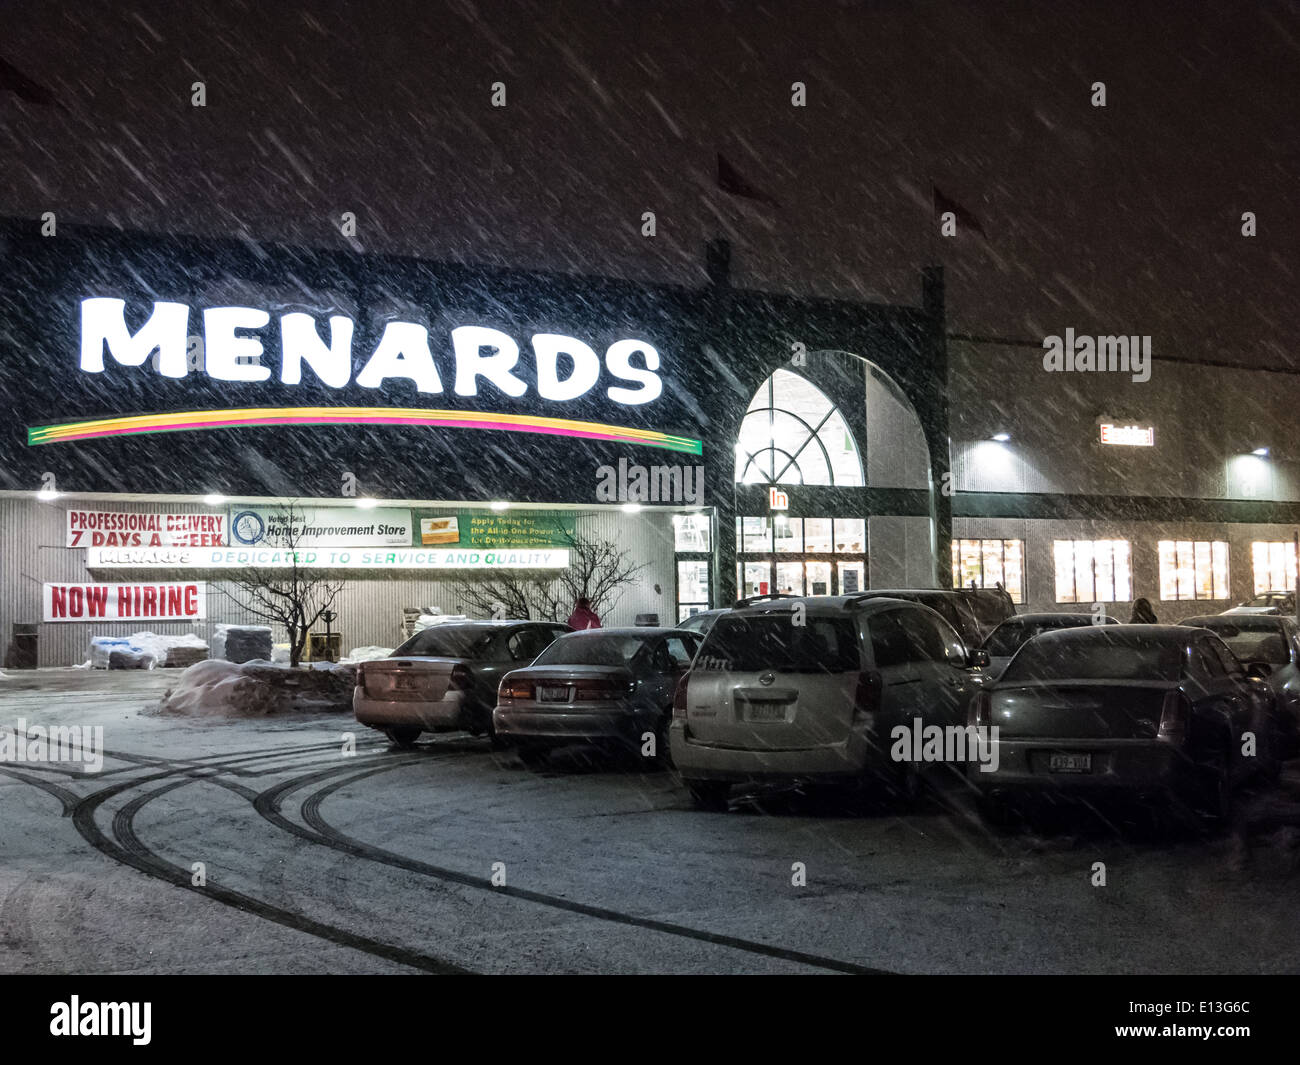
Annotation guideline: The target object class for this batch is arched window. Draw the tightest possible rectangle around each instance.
[734,368,864,486]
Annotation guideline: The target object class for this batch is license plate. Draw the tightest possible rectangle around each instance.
[1049,753,1091,773]
[538,686,570,703]
[392,675,420,691]
[745,701,787,722]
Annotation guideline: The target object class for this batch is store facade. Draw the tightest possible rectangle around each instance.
[0,220,949,665]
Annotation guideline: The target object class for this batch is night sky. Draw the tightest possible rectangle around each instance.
[1,0,1295,368]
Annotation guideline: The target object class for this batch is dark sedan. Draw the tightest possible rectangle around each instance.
[494,627,702,764]
[1179,613,1300,759]
[353,620,570,746]
[969,625,1277,825]
[980,612,1120,678]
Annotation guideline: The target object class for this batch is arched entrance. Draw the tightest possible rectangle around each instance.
[731,352,938,598]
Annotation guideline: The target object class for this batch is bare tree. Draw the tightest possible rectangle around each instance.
[452,520,647,623]
[220,502,346,667]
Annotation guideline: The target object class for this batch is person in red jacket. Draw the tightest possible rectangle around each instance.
[567,596,602,630]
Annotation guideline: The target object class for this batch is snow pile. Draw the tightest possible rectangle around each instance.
[211,625,273,663]
[413,613,468,631]
[341,646,393,663]
[157,659,358,716]
[157,660,286,716]
[90,632,209,669]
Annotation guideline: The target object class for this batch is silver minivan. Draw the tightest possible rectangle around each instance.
[670,595,987,809]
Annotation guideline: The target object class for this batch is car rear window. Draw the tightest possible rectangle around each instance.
[696,615,860,673]
[983,618,1089,657]
[393,626,499,659]
[1194,621,1290,665]
[533,635,648,667]
[1002,637,1183,682]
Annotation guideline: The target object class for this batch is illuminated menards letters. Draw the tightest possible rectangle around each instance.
[79,298,664,405]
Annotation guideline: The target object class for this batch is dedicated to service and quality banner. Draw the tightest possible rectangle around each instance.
[65,509,228,548]
[414,510,576,549]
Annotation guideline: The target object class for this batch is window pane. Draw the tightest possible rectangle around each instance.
[1075,540,1095,602]
[677,560,709,606]
[773,516,803,553]
[1003,541,1024,604]
[1212,541,1229,599]
[1158,540,1178,601]
[741,562,770,598]
[838,561,864,594]
[740,516,772,553]
[807,561,832,596]
[672,513,710,552]
[1113,541,1132,601]
[804,517,833,553]
[1054,541,1077,603]
[775,561,805,595]
[834,518,865,553]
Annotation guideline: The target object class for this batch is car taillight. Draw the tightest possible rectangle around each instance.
[673,672,690,719]
[499,678,533,700]
[1158,690,1190,744]
[853,671,881,721]
[971,690,992,729]
[449,664,473,692]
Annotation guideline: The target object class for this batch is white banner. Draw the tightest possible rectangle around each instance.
[43,582,207,623]
[228,506,412,548]
[66,509,227,548]
[85,547,570,571]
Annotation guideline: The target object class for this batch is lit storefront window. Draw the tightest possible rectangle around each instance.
[1158,540,1229,601]
[737,516,866,597]
[676,560,710,621]
[1054,539,1131,603]
[1252,541,1298,595]
[951,539,1025,603]
[672,513,710,552]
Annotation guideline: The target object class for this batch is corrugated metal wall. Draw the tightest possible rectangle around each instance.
[1,497,678,667]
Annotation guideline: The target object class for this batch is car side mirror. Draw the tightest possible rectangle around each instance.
[1246,661,1273,680]
[968,648,991,669]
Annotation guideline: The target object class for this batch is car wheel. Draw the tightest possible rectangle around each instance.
[654,714,674,768]
[384,726,422,748]
[685,779,730,811]
[485,717,507,750]
[517,745,549,768]
[1197,753,1234,827]
[975,791,1020,830]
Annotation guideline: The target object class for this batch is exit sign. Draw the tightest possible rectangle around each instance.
[1099,423,1154,447]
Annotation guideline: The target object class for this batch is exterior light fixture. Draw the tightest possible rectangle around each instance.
[991,433,1011,443]
[355,497,378,509]
[1252,447,1270,457]
[621,503,643,513]
[490,501,509,511]
[203,493,226,505]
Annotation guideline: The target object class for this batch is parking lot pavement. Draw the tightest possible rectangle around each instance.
[2,669,1299,974]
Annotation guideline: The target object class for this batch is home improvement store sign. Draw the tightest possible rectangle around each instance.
[229,505,412,548]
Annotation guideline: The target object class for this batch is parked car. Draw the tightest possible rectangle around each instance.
[494,627,702,764]
[968,625,1278,825]
[1225,591,1296,616]
[353,620,570,746]
[855,588,1015,647]
[980,612,1120,678]
[671,595,987,810]
[1179,613,1300,759]
[675,608,728,636]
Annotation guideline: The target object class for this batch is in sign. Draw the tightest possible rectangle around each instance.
[768,486,789,510]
